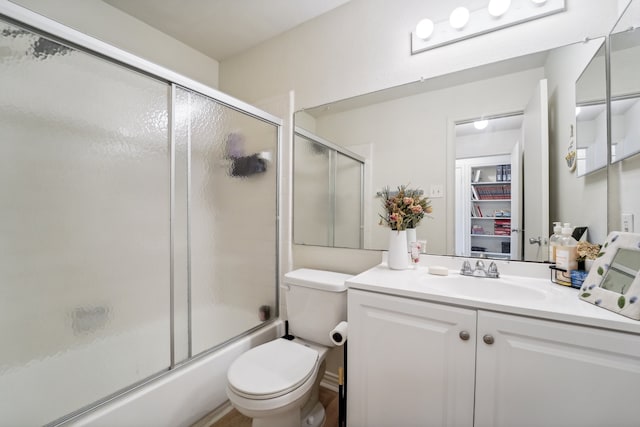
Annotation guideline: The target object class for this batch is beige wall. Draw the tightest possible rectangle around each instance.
[8,0,220,88]
[220,0,620,109]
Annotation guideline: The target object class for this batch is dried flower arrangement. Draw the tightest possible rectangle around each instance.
[378,185,433,231]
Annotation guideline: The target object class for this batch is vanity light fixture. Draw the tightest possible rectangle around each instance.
[474,119,489,130]
[416,18,435,40]
[449,7,470,30]
[488,0,511,18]
[411,0,566,55]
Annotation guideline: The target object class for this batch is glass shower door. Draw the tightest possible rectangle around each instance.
[0,20,171,425]
[175,87,279,357]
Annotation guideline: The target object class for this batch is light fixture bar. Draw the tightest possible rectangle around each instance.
[411,0,565,55]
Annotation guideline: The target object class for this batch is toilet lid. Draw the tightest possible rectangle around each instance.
[227,339,319,399]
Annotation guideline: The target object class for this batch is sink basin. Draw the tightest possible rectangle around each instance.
[427,274,549,301]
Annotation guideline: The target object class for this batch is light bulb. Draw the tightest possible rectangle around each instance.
[449,7,470,30]
[416,18,434,40]
[474,120,489,130]
[488,0,511,17]
[575,107,581,116]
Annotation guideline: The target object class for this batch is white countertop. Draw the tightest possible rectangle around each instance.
[347,259,640,335]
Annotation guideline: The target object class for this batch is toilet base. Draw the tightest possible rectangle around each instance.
[251,401,325,427]
[302,401,326,427]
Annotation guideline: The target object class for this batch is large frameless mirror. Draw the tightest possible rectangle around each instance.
[294,38,610,259]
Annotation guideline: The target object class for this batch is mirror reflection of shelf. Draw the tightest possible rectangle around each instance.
[471,182,511,200]
[456,154,518,260]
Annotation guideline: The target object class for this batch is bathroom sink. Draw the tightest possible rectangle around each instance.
[427,274,549,301]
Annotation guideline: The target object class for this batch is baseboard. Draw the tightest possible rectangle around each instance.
[320,371,339,392]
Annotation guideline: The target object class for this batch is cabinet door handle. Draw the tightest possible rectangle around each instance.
[459,330,470,341]
[483,334,495,345]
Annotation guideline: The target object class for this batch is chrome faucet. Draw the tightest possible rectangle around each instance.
[486,261,500,278]
[460,259,500,278]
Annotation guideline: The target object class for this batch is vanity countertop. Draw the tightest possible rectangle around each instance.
[347,261,640,335]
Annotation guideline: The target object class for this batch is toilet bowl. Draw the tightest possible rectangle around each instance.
[226,268,352,427]
[226,338,328,427]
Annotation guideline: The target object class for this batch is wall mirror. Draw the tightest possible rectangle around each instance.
[293,38,608,261]
[575,39,607,176]
[610,0,640,164]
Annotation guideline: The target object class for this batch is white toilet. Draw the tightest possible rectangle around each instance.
[226,268,352,427]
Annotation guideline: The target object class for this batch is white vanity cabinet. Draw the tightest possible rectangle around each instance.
[347,289,476,427]
[348,288,640,427]
[475,311,640,427]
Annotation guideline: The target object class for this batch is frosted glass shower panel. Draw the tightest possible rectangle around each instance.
[0,21,171,425]
[334,153,363,248]
[293,134,333,246]
[178,88,278,356]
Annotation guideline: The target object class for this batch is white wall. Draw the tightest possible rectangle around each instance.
[8,0,220,88]
[220,0,619,109]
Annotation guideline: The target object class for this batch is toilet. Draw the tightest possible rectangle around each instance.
[226,268,352,427]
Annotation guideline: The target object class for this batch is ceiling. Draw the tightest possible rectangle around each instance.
[103,0,351,61]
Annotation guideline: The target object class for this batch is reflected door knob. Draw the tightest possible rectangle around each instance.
[483,334,495,345]
[459,330,470,341]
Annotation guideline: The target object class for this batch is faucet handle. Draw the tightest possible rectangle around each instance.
[460,260,472,275]
[487,261,500,278]
[472,259,488,277]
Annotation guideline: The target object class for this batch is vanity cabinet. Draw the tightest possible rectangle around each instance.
[347,289,476,426]
[348,288,640,427]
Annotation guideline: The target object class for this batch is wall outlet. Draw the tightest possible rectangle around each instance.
[430,184,444,198]
[622,213,634,232]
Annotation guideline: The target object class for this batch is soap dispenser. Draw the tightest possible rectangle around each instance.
[548,221,562,263]
[555,224,577,286]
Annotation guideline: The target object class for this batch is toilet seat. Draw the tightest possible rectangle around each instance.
[227,339,319,400]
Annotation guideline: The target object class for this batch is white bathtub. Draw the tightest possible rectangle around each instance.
[0,312,282,426]
[70,320,282,427]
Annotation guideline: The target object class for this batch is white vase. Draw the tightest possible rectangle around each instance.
[388,230,409,270]
[406,228,417,251]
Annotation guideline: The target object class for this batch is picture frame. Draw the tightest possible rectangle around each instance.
[578,232,640,320]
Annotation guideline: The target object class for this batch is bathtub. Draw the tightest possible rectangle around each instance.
[70,319,282,427]
[0,310,282,426]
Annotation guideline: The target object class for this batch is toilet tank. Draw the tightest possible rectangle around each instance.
[283,269,352,347]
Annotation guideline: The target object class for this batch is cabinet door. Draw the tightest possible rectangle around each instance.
[347,289,476,427]
[475,311,640,427]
